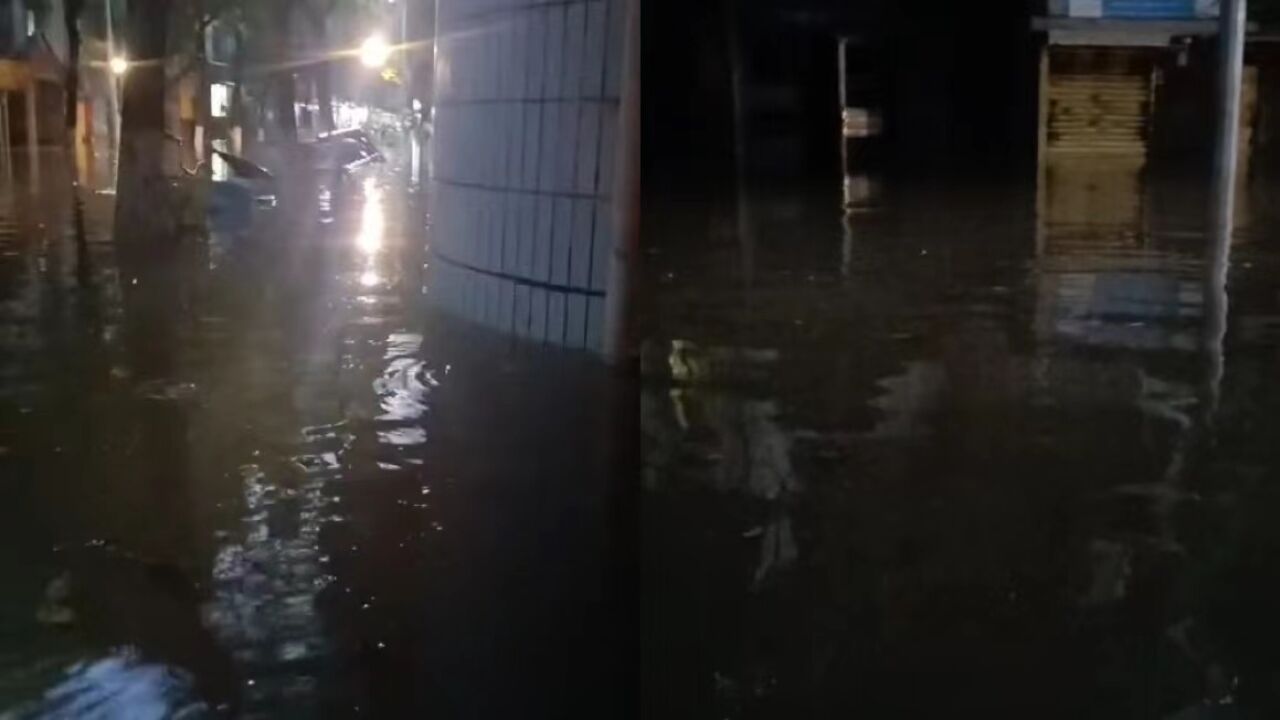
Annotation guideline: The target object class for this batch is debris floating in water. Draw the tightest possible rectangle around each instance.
[36,572,76,627]
[135,380,200,402]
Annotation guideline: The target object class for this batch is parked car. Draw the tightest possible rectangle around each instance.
[312,128,384,173]
[317,128,384,156]
[213,150,276,203]
[206,150,277,231]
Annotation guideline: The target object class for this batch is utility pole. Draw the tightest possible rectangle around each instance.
[401,0,410,110]
[603,0,639,363]
[837,38,847,177]
[1205,0,1247,424]
[105,0,119,187]
[1211,0,1246,233]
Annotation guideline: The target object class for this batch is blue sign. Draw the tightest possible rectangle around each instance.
[1103,0,1198,19]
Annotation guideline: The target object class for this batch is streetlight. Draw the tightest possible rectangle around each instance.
[109,56,128,76]
[359,35,391,69]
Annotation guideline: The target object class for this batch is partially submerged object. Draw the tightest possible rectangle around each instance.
[212,149,273,181]
[161,132,277,231]
[36,572,76,627]
[315,127,385,162]
[308,128,385,184]
[206,150,278,230]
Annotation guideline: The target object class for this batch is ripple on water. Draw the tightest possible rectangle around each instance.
[135,380,201,402]
[206,452,334,714]
[290,452,342,476]
[383,332,423,359]
[300,421,356,454]
[374,358,431,422]
[9,652,207,720]
[376,426,427,446]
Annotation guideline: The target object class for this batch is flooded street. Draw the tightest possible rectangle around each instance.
[641,164,1280,718]
[0,154,631,717]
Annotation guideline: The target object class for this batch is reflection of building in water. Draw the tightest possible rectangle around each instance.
[837,35,883,211]
[1034,158,1203,351]
[1041,157,1145,232]
[645,340,799,586]
[661,341,795,497]
[1031,155,1211,618]
[842,174,881,213]
[866,361,945,439]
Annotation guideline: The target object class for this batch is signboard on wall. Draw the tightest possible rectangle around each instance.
[1055,0,1219,17]
[1067,0,1104,17]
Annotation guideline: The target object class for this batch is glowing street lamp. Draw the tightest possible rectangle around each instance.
[359,35,391,69]
[109,56,128,76]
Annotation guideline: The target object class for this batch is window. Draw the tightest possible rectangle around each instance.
[205,22,238,65]
[211,139,230,181]
[210,83,232,118]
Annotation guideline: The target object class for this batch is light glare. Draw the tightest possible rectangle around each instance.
[359,36,392,68]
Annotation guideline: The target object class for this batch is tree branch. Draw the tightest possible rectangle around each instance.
[162,4,229,88]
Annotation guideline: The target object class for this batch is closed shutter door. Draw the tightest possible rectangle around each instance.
[1047,71,1151,156]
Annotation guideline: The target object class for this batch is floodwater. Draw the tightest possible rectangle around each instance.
[0,152,631,717]
[641,160,1280,718]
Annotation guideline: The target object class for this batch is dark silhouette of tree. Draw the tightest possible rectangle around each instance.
[114,0,173,242]
[64,0,84,135]
[300,0,341,133]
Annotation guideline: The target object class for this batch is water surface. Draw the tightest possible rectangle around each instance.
[0,158,630,717]
[642,162,1280,718]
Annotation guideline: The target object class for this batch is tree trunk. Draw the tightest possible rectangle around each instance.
[303,6,335,132]
[115,0,174,243]
[229,25,248,149]
[315,64,334,133]
[273,74,298,142]
[195,15,211,164]
[64,0,84,133]
[271,2,298,142]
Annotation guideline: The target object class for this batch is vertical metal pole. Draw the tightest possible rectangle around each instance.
[25,78,39,188]
[837,37,847,177]
[402,0,411,108]
[602,0,639,363]
[1205,0,1246,424]
[105,0,119,189]
[1211,0,1246,233]
[105,0,116,115]
[1036,45,1050,175]
[1035,44,1050,258]
[725,0,754,286]
[1,93,10,182]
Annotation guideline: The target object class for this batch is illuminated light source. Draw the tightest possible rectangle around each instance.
[359,35,391,69]
[109,56,129,76]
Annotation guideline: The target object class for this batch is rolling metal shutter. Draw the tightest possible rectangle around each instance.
[1047,73,1152,155]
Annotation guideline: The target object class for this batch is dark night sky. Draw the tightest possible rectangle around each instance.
[644,0,1042,192]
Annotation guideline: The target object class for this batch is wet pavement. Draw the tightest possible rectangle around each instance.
[641,163,1280,718]
[0,153,632,717]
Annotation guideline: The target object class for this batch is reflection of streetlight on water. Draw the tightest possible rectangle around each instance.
[356,178,385,254]
[356,179,385,290]
[359,36,392,69]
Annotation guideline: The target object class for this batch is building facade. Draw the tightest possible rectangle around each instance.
[427,0,628,351]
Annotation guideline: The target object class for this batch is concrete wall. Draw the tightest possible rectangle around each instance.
[427,0,625,350]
